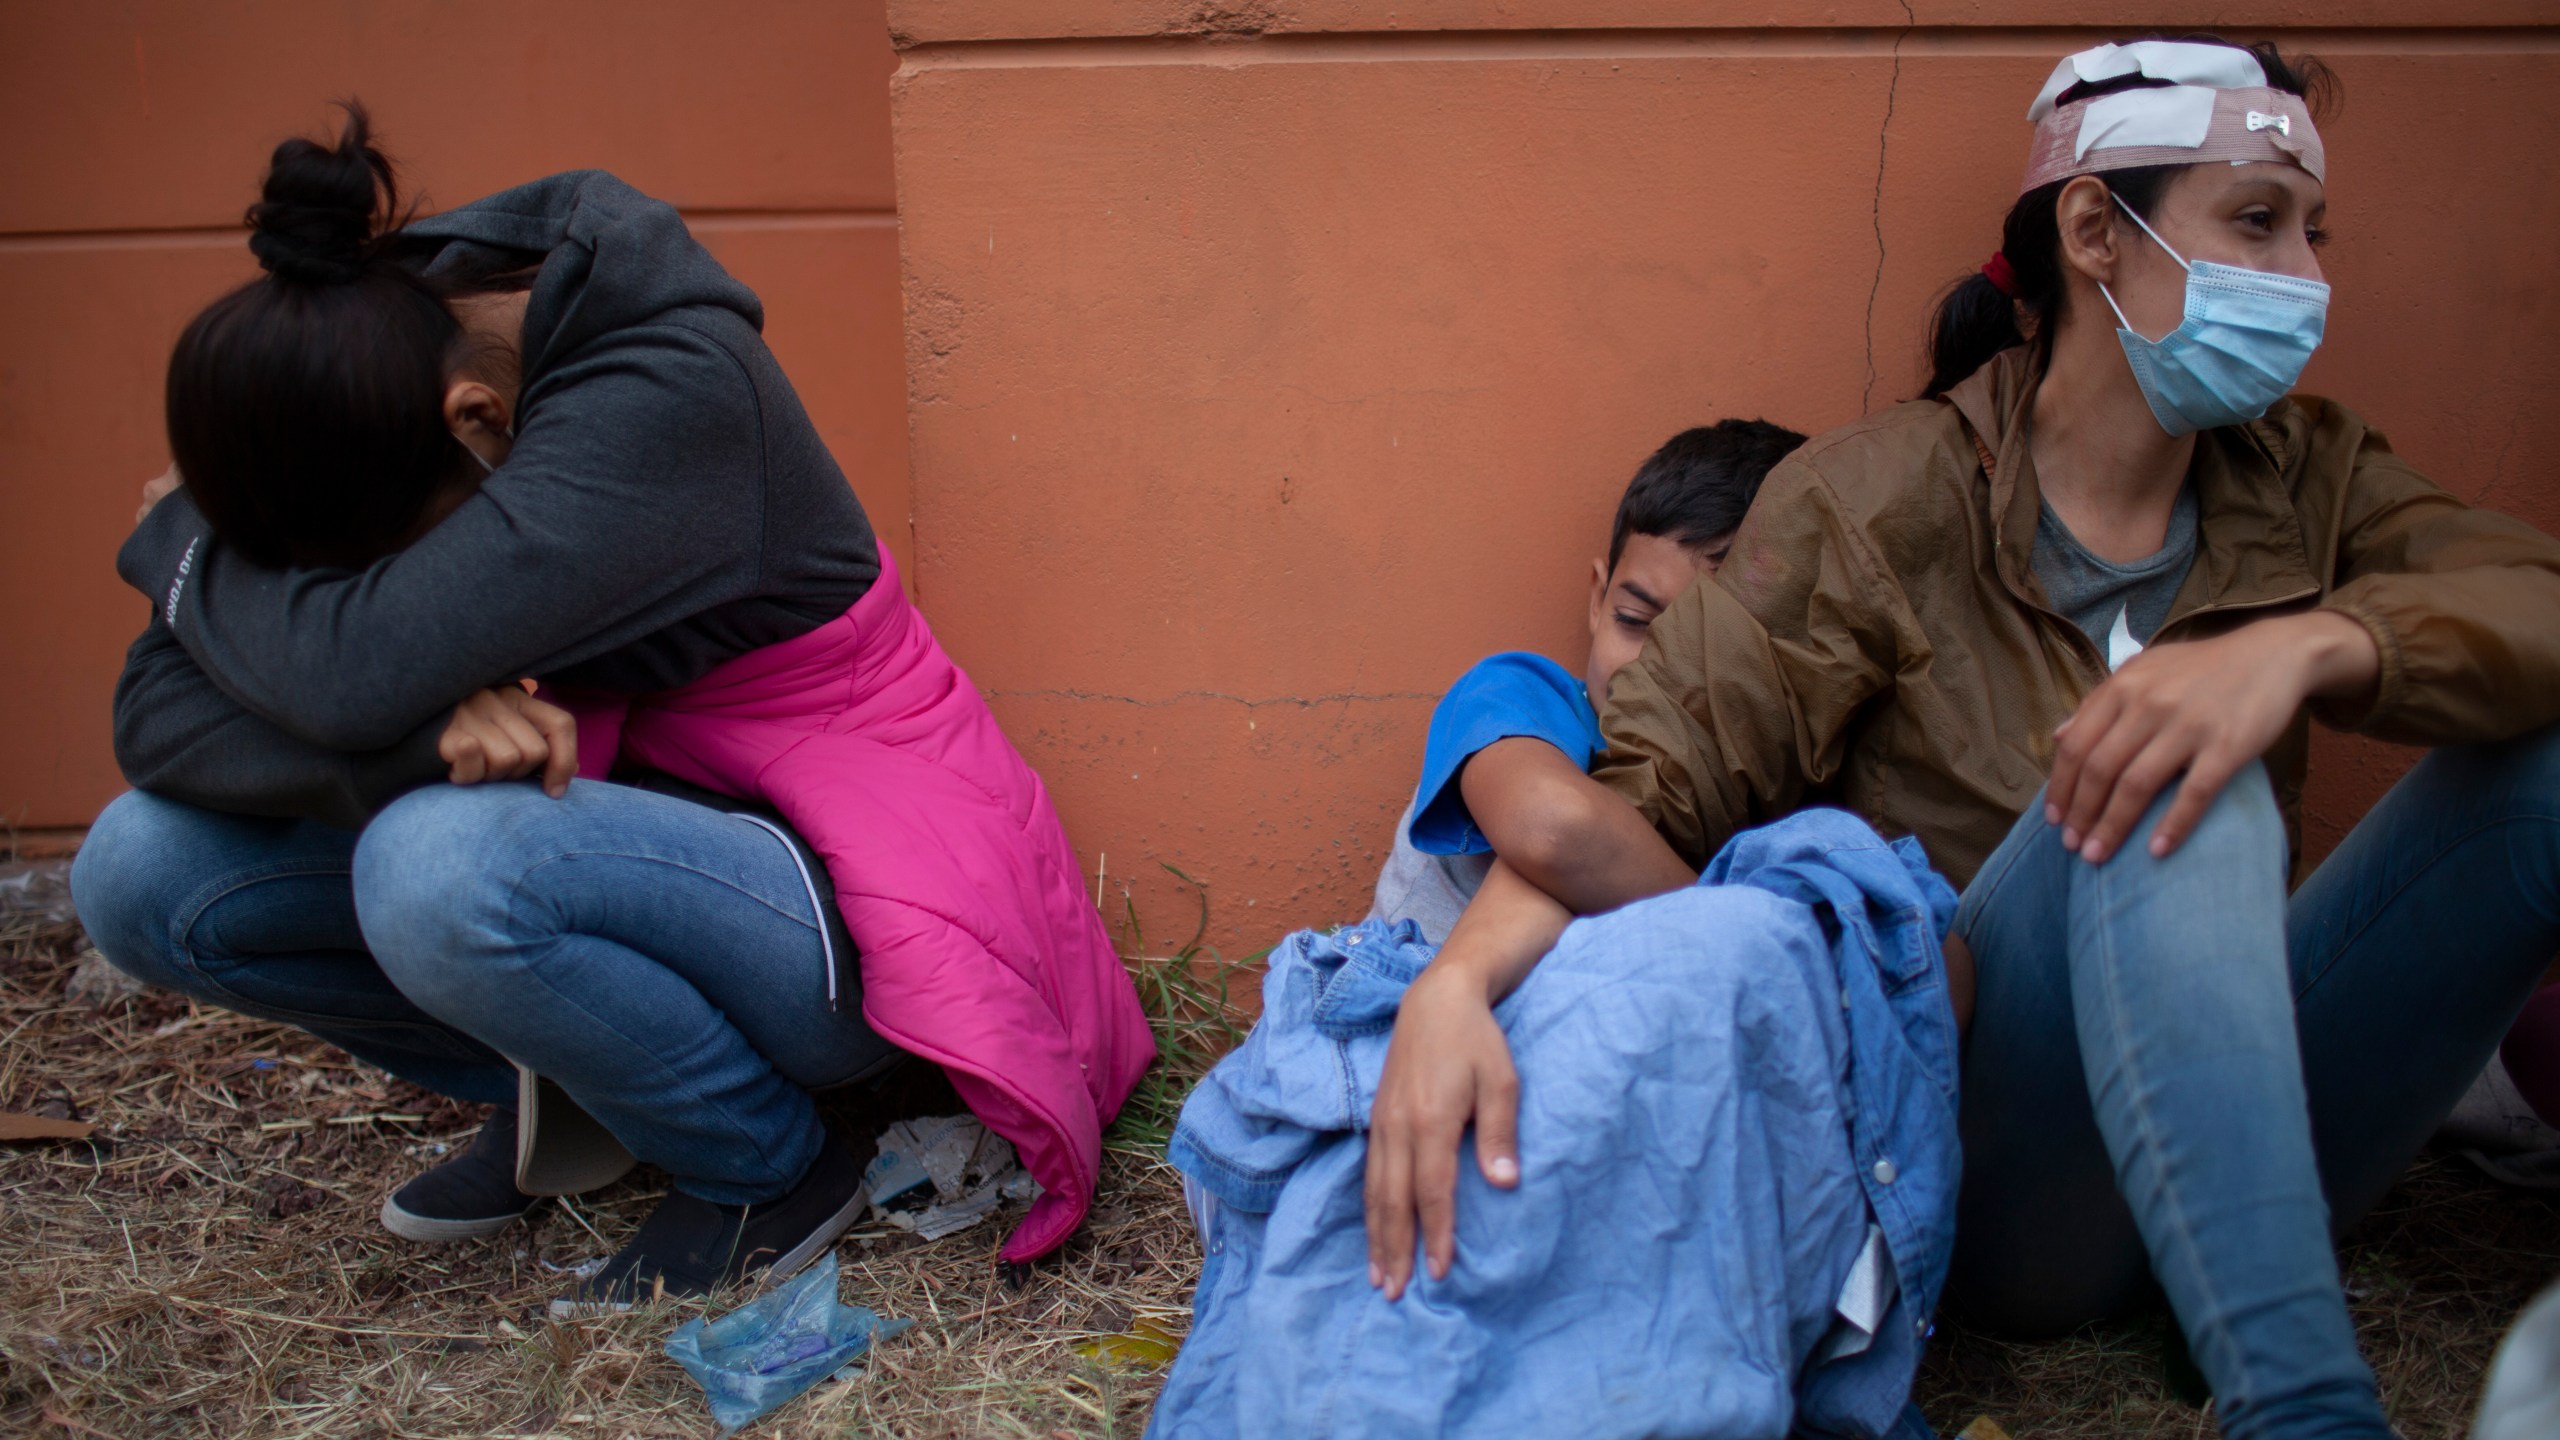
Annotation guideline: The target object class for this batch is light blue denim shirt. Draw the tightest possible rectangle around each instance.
[1152,809,1961,1440]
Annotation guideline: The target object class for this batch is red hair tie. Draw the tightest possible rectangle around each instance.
[1980,252,2019,299]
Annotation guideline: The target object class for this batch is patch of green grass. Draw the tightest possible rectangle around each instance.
[1107,864,1261,1154]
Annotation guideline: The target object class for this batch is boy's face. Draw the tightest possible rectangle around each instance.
[1584,530,1728,703]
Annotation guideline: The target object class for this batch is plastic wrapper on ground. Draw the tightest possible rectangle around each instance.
[662,1251,911,1434]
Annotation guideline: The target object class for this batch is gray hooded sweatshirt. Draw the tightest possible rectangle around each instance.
[112,172,881,828]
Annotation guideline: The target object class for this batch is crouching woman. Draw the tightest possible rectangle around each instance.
[73,108,1154,1310]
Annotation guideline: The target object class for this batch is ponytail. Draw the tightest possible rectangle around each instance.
[1923,268,2031,401]
[165,103,518,569]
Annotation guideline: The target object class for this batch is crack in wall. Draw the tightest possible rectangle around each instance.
[1861,1,1914,414]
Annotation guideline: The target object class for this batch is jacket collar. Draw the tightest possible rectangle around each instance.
[1945,346,2321,620]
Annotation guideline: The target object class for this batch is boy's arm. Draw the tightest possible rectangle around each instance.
[1365,859,1570,1300]
[1457,736,1694,915]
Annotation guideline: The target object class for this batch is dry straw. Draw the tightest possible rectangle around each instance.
[3,860,2552,1437]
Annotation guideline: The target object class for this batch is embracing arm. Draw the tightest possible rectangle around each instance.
[120,324,771,750]
[115,620,580,828]
[1458,736,1693,916]
[1364,459,1902,1297]
[113,618,449,829]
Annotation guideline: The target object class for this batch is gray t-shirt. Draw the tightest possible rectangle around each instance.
[2031,485,2200,669]
[1365,803,1495,947]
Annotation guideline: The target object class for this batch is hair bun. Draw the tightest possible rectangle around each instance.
[245,102,400,285]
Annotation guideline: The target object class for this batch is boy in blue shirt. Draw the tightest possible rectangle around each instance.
[1367,419,1805,944]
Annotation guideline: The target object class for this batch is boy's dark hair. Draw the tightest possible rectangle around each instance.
[1607,418,1807,571]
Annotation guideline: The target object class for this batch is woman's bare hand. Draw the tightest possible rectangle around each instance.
[1364,961,1521,1301]
[2045,610,2378,863]
[438,687,578,797]
[137,465,182,524]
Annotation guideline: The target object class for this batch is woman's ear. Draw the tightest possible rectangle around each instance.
[444,378,514,467]
[2053,175,2124,288]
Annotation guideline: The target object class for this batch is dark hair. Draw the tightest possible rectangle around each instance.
[1608,418,1807,570]
[1921,38,2339,400]
[165,103,519,569]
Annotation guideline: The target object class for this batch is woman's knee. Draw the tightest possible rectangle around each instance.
[2173,757,2283,858]
[353,783,559,1004]
[2099,758,2288,901]
[72,791,222,990]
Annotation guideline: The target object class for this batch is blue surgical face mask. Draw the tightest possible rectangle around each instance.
[2099,194,2330,437]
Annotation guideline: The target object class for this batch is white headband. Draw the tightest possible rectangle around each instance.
[2019,41,2325,195]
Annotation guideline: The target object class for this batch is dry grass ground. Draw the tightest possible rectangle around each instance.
[4,866,2554,1438]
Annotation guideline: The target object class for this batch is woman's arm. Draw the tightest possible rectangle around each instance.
[2043,610,2376,863]
[2313,415,2560,745]
[122,324,783,750]
[115,622,582,826]
[113,618,450,829]
[2050,416,2560,864]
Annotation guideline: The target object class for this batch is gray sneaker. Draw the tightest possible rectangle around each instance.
[380,1108,537,1242]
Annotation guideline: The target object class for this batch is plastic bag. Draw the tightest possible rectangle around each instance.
[662,1251,911,1434]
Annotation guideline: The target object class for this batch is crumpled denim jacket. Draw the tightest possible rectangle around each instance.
[1151,809,1960,1440]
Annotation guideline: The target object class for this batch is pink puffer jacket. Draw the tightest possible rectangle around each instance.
[557,550,1154,1262]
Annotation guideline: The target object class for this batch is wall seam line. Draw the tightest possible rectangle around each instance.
[0,209,900,249]
[896,24,2560,70]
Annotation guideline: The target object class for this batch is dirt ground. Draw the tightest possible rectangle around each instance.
[4,862,2553,1438]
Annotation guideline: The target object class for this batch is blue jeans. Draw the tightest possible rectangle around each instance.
[72,780,902,1205]
[1949,729,2560,1439]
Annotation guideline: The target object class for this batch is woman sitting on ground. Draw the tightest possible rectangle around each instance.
[73,107,1154,1311]
[1369,38,2560,1440]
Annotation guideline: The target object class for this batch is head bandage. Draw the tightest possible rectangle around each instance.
[2018,41,2324,195]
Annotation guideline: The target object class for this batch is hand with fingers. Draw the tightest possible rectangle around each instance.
[137,464,182,525]
[2045,609,2378,864]
[439,686,580,798]
[1363,960,1523,1301]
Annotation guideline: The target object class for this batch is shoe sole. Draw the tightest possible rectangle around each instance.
[380,1193,532,1243]
[545,1184,869,1320]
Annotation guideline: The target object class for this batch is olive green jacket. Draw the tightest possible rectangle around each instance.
[1594,347,2560,888]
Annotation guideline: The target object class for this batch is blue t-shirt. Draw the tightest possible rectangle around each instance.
[1366,652,1603,943]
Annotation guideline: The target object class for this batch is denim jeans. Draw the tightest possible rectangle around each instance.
[1948,728,2560,1439]
[72,780,903,1205]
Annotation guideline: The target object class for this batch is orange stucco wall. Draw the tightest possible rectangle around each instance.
[0,1,908,834]
[886,4,2560,950]
[7,6,2557,959]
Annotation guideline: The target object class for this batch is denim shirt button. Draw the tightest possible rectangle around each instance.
[1872,1158,1897,1185]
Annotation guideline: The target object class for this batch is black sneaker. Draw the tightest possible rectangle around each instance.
[551,1136,870,1316]
[380,1107,536,1242]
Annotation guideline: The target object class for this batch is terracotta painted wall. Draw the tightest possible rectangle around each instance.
[887,4,2560,953]
[0,1,909,837]
[9,5,2555,959]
